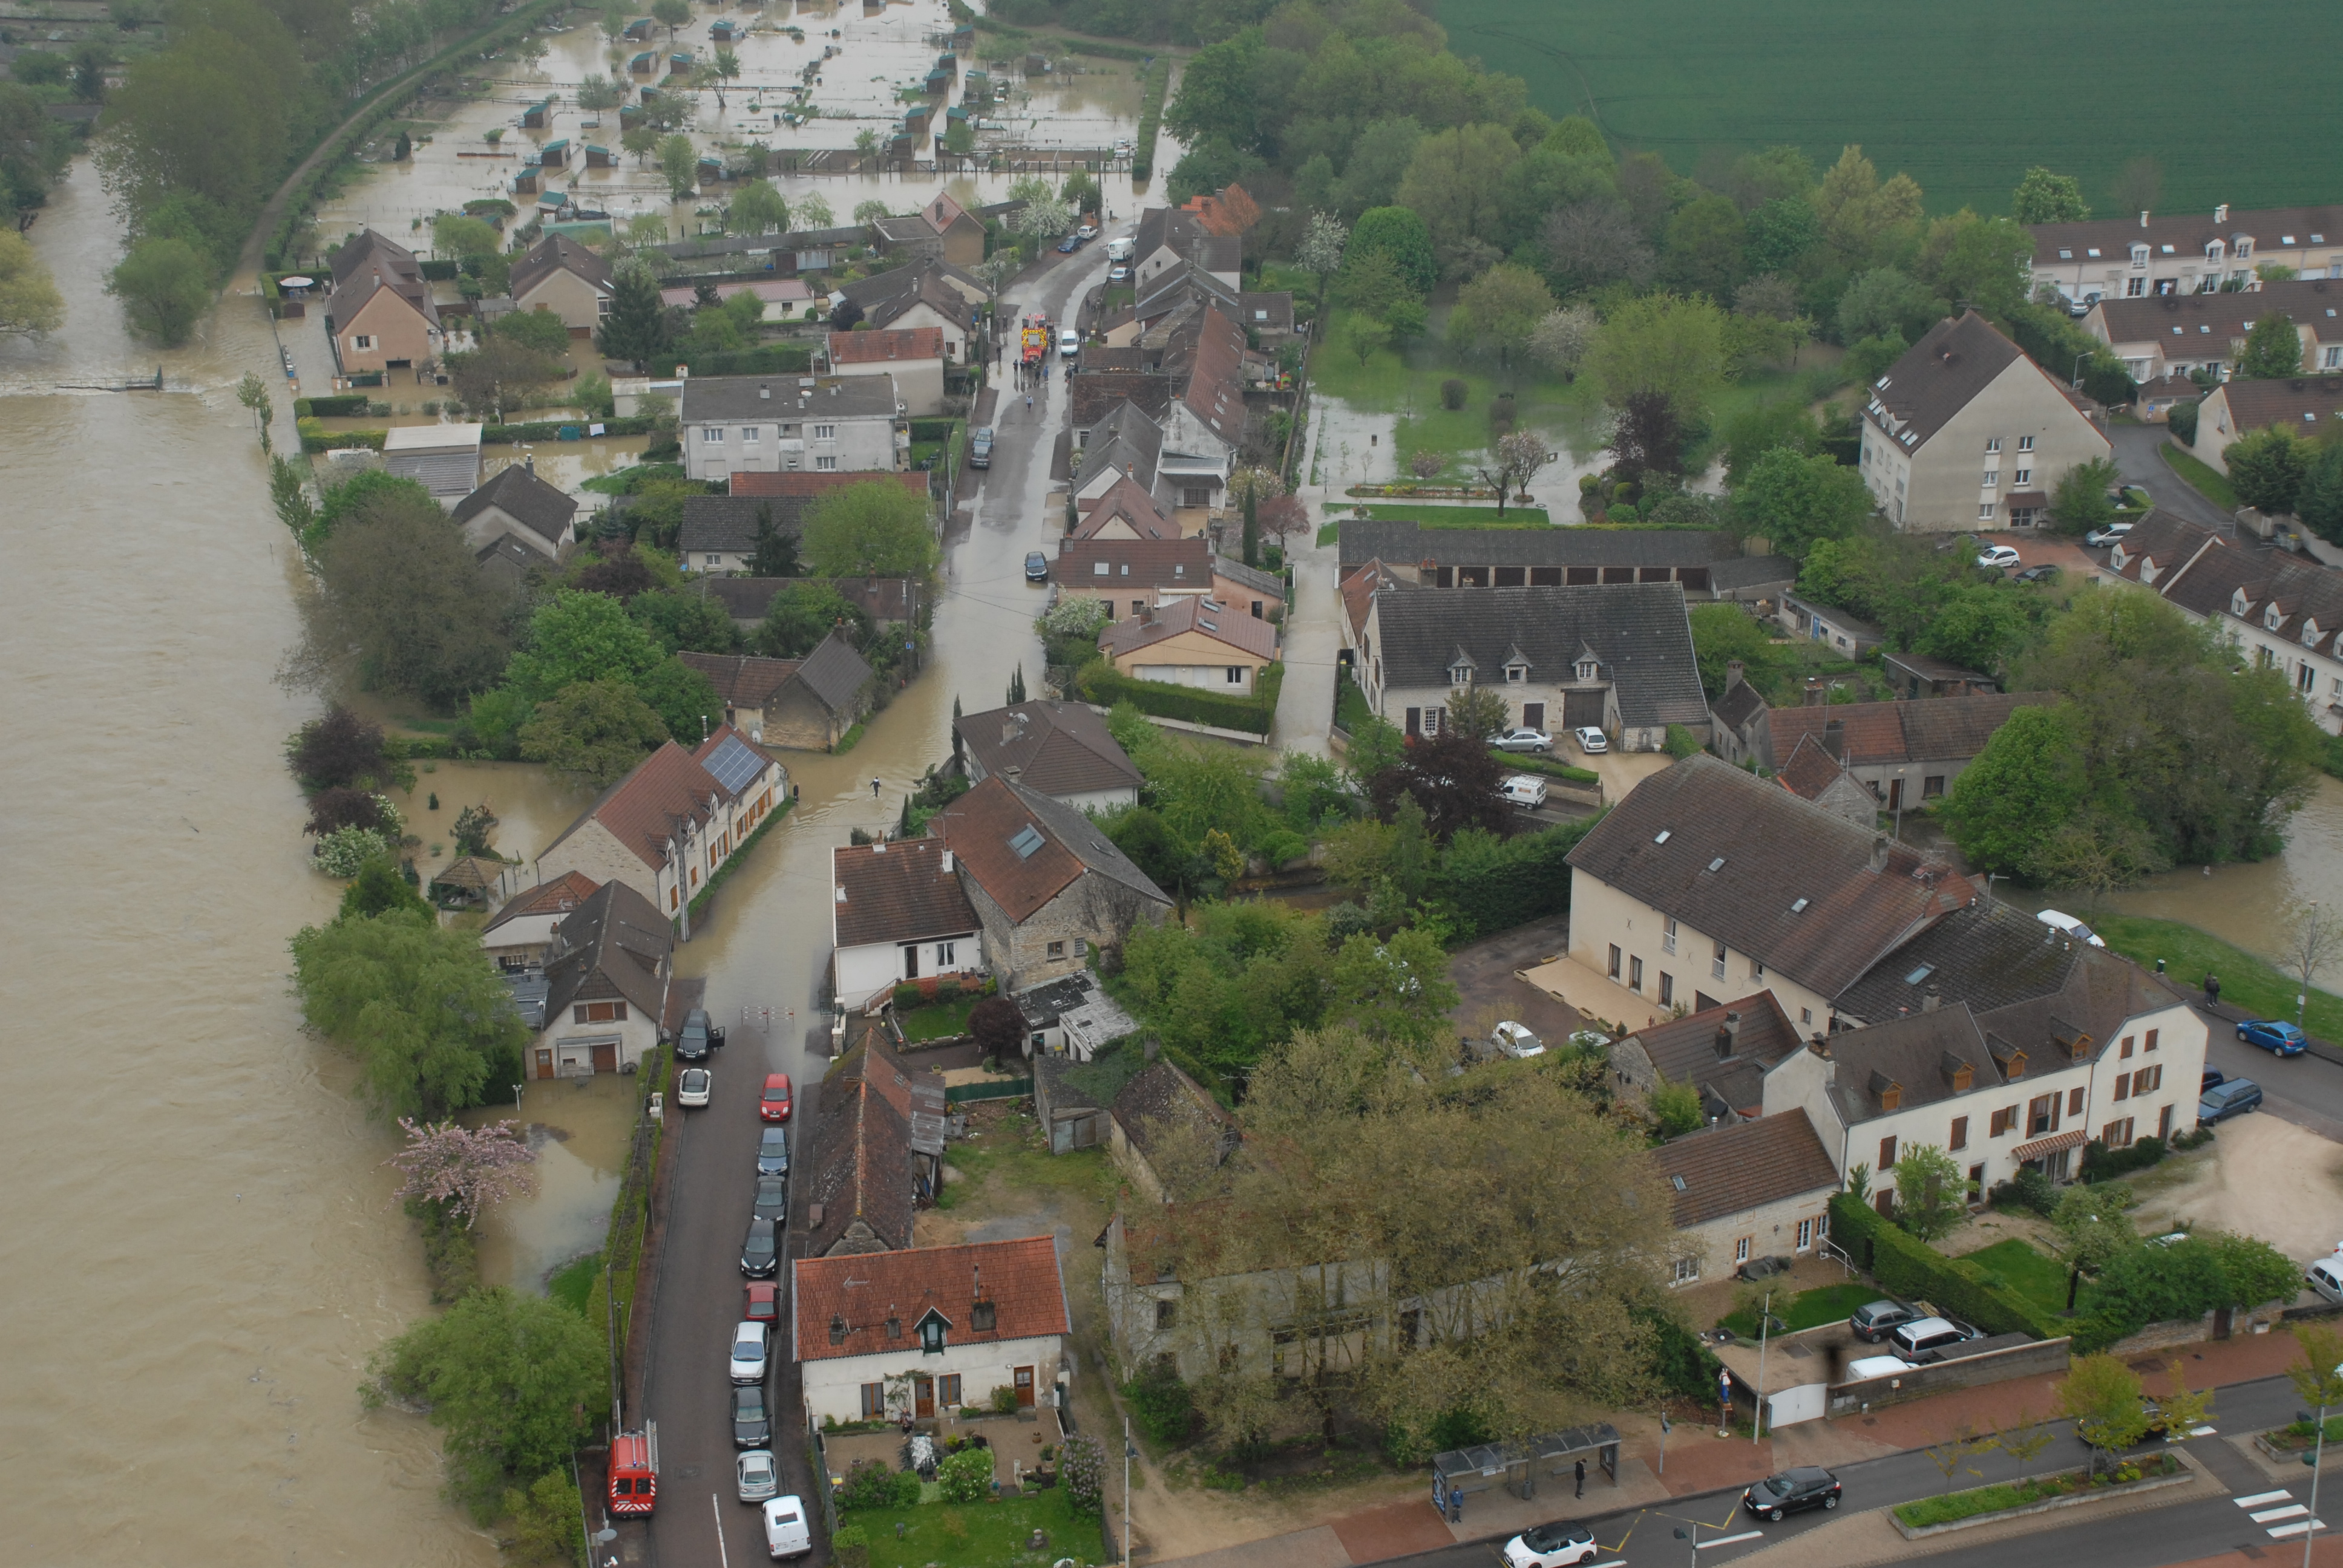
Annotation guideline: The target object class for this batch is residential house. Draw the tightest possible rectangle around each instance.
[868,190,986,267]
[698,575,922,634]
[1651,1110,1841,1286]
[1858,312,2111,532]
[1357,581,1709,750]
[837,263,985,361]
[1774,734,1882,829]
[2030,203,2343,309]
[1337,520,1795,603]
[1132,206,1241,291]
[933,777,1172,990]
[1097,595,1279,694]
[678,374,907,485]
[800,1037,919,1258]
[1068,472,1178,541]
[1069,372,1174,442]
[1110,1060,1237,1205]
[382,423,483,505]
[1611,991,1803,1123]
[679,470,933,573]
[679,632,879,750]
[1564,754,1976,1028]
[1070,402,1174,523]
[2182,375,2343,475]
[1709,673,2054,807]
[1156,305,1248,469]
[1179,183,1257,238]
[2083,279,2343,385]
[822,327,947,416]
[534,725,788,923]
[480,869,601,971]
[792,1235,1069,1423]
[451,459,578,560]
[507,232,615,333]
[531,880,673,1078]
[476,535,546,593]
[954,699,1142,812]
[1239,291,1296,347]
[1775,592,1884,658]
[1055,537,1284,622]
[326,229,443,374]
[830,836,983,1009]
[657,277,814,321]
[1010,970,1139,1060]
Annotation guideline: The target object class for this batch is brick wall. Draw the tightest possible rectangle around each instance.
[1824,1335,2074,1414]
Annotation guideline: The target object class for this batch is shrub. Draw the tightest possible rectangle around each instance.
[1827,1193,2059,1340]
[830,1523,870,1568]
[1440,378,1469,411]
[936,1445,994,1503]
[1075,659,1282,736]
[1995,1166,2058,1217]
[1123,1361,1196,1445]
[2167,401,2200,445]
[989,1383,1020,1414]
[2080,1135,2167,1182]
[1253,829,1310,869]
[1058,1432,1106,1514]
[314,825,395,878]
[835,1459,919,1511]
[1636,1303,1724,1399]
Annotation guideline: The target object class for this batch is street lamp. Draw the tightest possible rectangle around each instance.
[1893,767,1907,840]
[1675,1526,1697,1568]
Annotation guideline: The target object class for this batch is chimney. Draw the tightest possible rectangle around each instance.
[759,382,771,399]
[1725,1010,1742,1044]
[942,849,954,874]
[1804,677,1826,707]
[1807,1033,1831,1059]
[1822,718,1844,759]
[1139,602,1156,625]
[1922,984,1941,1014]
[1725,659,1746,690]
[2141,211,2151,229]
[2215,203,2228,224]
[524,453,534,474]
[1870,834,1890,872]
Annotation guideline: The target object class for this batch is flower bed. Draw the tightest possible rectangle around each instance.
[1345,483,1510,500]
[1891,1452,2187,1537]
[2256,1416,2343,1457]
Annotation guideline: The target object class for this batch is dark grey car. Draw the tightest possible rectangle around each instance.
[1745,1466,1841,1521]
[732,1384,771,1448]
[1849,1299,1918,1343]
[741,1216,778,1278]
[969,426,993,468]
[756,1125,790,1176]
[2199,1077,2262,1124]
[676,1007,725,1062]
[753,1174,790,1222]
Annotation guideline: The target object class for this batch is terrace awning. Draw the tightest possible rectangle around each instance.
[2010,1128,2087,1162]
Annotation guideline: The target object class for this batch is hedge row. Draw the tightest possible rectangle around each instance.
[295,393,371,417]
[908,418,957,443]
[1431,816,1600,939]
[481,414,662,444]
[1130,58,1171,182]
[1827,1193,2064,1341]
[418,258,459,281]
[653,344,814,377]
[1076,659,1280,736]
[297,419,387,452]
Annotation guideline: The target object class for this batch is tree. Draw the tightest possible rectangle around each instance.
[1527,307,1596,379]
[365,1287,606,1517]
[656,133,698,200]
[1328,927,1459,1045]
[519,679,670,784]
[1006,663,1027,705]
[1741,197,1821,279]
[2226,426,2305,514]
[621,123,661,170]
[306,786,395,838]
[1648,1078,1703,1137]
[1345,315,1391,368]
[1394,123,1521,261]
[501,1470,585,1566]
[105,237,210,345]
[1661,193,1746,299]
[2010,166,2089,224]
[1991,1408,2058,1468]
[1813,145,1924,272]
[389,1119,537,1228]
[1589,293,1726,423]
[291,910,528,1118]
[505,590,666,704]
[631,588,738,655]
[1476,430,1553,516]
[757,580,865,658]
[1735,447,1871,558]
[1443,684,1511,743]
[796,192,833,230]
[286,706,393,791]
[1295,210,1349,328]
[2298,443,2343,544]
[491,304,572,360]
[1334,247,1418,322]
[235,370,273,450]
[451,804,499,859]
[1225,467,1284,566]
[801,480,937,577]
[968,996,1023,1068]
[341,855,432,921]
[1258,494,1308,556]
[729,177,786,235]
[710,44,741,109]
[1061,169,1104,218]
[1,81,74,222]
[445,335,563,423]
[0,229,64,337]
[1835,267,1939,347]
[2055,1354,2148,1476]
[2050,456,2119,537]
[1940,704,2085,875]
[1371,728,1507,842]
[1686,602,1777,697]
[1887,1143,1965,1241]
[1607,391,1685,481]
[2279,900,2342,1014]
[286,492,516,710]
[635,655,725,743]
[2289,1324,2343,1422]
[1449,263,1555,372]
[1922,1417,1994,1495]
[2238,312,2304,380]
[1542,199,1654,296]
[650,0,690,41]
[575,73,623,113]
[1348,206,1437,296]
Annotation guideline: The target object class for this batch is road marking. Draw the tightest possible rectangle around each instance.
[1697,1532,1765,1550]
[713,1491,732,1568]
[2269,1521,2326,1540]
[2236,1490,2294,1508]
[2252,1504,2312,1523]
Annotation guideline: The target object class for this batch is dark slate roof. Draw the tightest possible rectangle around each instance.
[1239,291,1294,335]
[2030,204,2343,270]
[833,836,978,948]
[801,1044,916,1256]
[1833,900,2082,1024]
[1713,676,1768,733]
[1566,756,1976,998]
[1177,305,1247,449]
[1651,1108,1839,1229]
[476,534,543,590]
[677,495,804,554]
[1213,555,1285,601]
[453,462,578,544]
[508,231,613,301]
[680,374,901,422]
[1706,555,1800,592]
[1072,400,1165,492]
[1369,582,1709,729]
[1337,520,1738,573]
[330,228,419,286]
[1011,970,1109,1028]
[1070,371,1173,432]
[1867,312,2036,452]
[1808,1004,2003,1125]
[793,629,877,712]
[862,1035,948,1158]
[955,700,1142,799]
[2092,278,2343,349]
[540,881,672,1024]
[1626,991,1801,1119]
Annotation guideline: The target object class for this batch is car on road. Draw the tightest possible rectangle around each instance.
[1076,224,1098,240]
[1573,726,1608,754]
[732,1384,772,1449]
[760,1072,794,1122]
[753,1175,790,1222]
[1055,235,1080,253]
[736,1449,779,1503]
[756,1125,790,1175]
[744,1279,778,1327]
[677,1067,712,1108]
[1491,1021,1544,1058]
[969,426,992,468]
[1499,775,1548,811]
[1109,264,1130,283]
[1848,1299,1920,1343]
[2085,521,2137,548]
[2035,908,2106,947]
[2199,1076,2263,1125]
[1025,550,1049,582]
[1494,727,1553,754]
[2014,563,2062,585]
[1060,327,1081,357]
[730,1320,770,1383]
[1890,1316,1980,1361]
[1745,1465,1842,1521]
[2309,1255,2343,1305]
[761,1495,812,1558]
[2107,485,2151,511]
[741,1216,779,1278]
[1501,1521,1599,1567]
[676,1007,725,1061]
[1976,544,2023,570]
[2238,1019,2310,1056]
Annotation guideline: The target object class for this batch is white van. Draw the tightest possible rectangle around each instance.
[2034,909,2106,948]
[762,1495,811,1558]
[1106,236,1134,262]
[1500,775,1547,810]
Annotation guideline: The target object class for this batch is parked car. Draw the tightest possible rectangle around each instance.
[730,1320,770,1383]
[1848,1299,1920,1343]
[760,1072,794,1122]
[761,1495,811,1559]
[1573,726,1608,755]
[732,1385,772,1449]
[753,1175,790,1222]
[1495,727,1553,753]
[2109,485,2151,510]
[1055,235,1080,253]
[1491,1021,1544,1058]
[1501,1521,1599,1568]
[676,1007,725,1061]
[1060,327,1080,357]
[969,426,992,468]
[1890,1316,1979,1360]
[1847,1353,1912,1380]
[1745,1465,1841,1521]
[2199,1076,2262,1124]
[1976,544,2023,570]
[2085,521,2136,548]
[677,1067,712,1108]
[2202,1067,2226,1093]
[2238,1019,2310,1056]
[741,1216,779,1278]
[744,1279,778,1327]
[2014,564,2062,585]
[1500,775,1548,811]
[1109,264,1130,282]
[756,1125,790,1175]
[2034,909,2106,947]
[736,1449,779,1503]
[1024,550,1049,583]
[2309,1255,2343,1305]
[1075,224,1098,240]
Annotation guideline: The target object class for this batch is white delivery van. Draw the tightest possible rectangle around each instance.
[1500,775,1547,810]
[762,1495,811,1558]
[1106,236,1134,262]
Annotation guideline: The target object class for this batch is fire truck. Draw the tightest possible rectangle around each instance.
[608,1428,657,1517]
[1019,312,1050,368]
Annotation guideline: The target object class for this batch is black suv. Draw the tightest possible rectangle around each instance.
[1745,1466,1841,1521]
[675,1007,725,1062]
[1849,1299,1919,1343]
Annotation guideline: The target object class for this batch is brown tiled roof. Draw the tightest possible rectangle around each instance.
[1059,535,1213,591]
[831,837,978,948]
[827,327,945,364]
[800,1045,916,1258]
[483,869,601,934]
[540,880,672,1023]
[1239,291,1294,335]
[543,742,724,871]
[1565,755,1975,998]
[2030,205,2343,269]
[1070,474,1175,539]
[1099,593,1279,661]
[1651,1108,1838,1229]
[1070,371,1173,432]
[329,228,420,285]
[1625,991,1802,1118]
[1178,305,1248,449]
[729,468,932,501]
[2092,279,2343,350]
[934,777,1169,924]
[1339,559,1398,640]
[680,650,802,708]
[2106,510,2224,586]
[1765,693,2053,768]
[920,189,975,234]
[2207,375,2343,440]
[1111,1060,1236,1164]
[793,1235,1067,1362]
[2150,535,2343,662]
[1777,732,1859,806]
[1868,312,2027,452]
[1804,1003,2008,1128]
[954,700,1142,800]
[509,231,613,302]
[327,264,439,336]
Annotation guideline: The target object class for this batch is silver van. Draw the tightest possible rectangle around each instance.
[1890,1316,1974,1360]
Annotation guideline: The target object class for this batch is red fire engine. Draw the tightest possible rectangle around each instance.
[608,1429,657,1516]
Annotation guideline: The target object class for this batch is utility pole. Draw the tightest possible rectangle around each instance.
[1122,1416,1135,1567]
[1754,1290,1774,1445]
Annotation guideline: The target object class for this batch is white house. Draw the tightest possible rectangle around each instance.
[822,327,948,417]
[1651,1109,1841,1287]
[2030,203,2343,309]
[530,880,673,1079]
[480,869,600,971]
[830,837,983,1011]
[678,374,908,485]
[792,1236,1070,1423]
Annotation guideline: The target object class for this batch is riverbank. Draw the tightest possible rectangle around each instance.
[2094,913,2343,1044]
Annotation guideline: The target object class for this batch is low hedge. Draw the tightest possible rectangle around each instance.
[481,414,663,444]
[297,419,387,452]
[1490,750,1600,785]
[418,258,459,281]
[1827,1192,2062,1341]
[1892,1454,2180,1529]
[908,417,957,443]
[295,393,371,417]
[1075,659,1281,736]
[1130,57,1170,182]
[652,344,813,377]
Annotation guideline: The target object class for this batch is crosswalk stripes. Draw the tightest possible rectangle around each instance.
[2235,1486,2324,1540]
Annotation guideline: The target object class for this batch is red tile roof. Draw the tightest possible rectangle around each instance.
[1059,535,1213,590]
[1650,1108,1840,1228]
[680,652,803,708]
[827,327,946,364]
[546,743,723,872]
[793,1235,1068,1363]
[729,469,932,500]
[1179,305,1248,449]
[934,776,1169,923]
[831,837,980,948]
[1099,593,1279,662]
[483,869,601,934]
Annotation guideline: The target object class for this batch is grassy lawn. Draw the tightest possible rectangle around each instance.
[2159,443,2240,511]
[1956,1237,2074,1318]
[2092,913,2343,1043]
[1718,1281,1876,1338]
[850,1486,1096,1568]
[934,1104,1116,1215]
[1357,502,1551,528]
[1335,675,1374,731]
[1890,1452,2180,1528]
[899,996,978,1042]
[548,1252,601,1315]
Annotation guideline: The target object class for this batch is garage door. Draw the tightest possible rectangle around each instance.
[1562,691,1605,729]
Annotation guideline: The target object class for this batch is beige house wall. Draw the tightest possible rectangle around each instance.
[1565,870,1838,1033]
[1109,629,1271,690]
[1862,358,2109,534]
[514,268,611,333]
[1670,1184,1838,1287]
[336,290,436,373]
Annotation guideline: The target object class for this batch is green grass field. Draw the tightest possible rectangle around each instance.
[2091,914,2343,1044]
[1717,1281,1875,1338]
[1956,1238,2075,1318]
[2159,444,2240,511]
[1441,0,2334,215]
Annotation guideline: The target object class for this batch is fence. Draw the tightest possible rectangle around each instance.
[944,1077,1033,1104]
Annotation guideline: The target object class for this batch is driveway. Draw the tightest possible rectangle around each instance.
[1446,912,1588,1046]
[2110,420,2230,529]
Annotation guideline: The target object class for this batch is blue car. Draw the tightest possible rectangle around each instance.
[2238,1019,2310,1056]
[1056,235,1080,253]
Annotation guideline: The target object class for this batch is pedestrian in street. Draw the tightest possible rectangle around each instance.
[1575,1458,1585,1498]
[2205,972,2222,1007]
[871,777,881,797]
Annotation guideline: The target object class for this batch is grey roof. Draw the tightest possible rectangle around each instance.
[1112,1060,1236,1163]
[540,881,672,1025]
[1070,372,1173,433]
[384,448,479,498]
[453,463,578,544]
[1804,1004,2004,1126]
[1337,520,1740,573]
[793,628,877,712]
[1239,291,1294,335]
[476,534,543,590]
[1136,258,1239,321]
[677,495,798,554]
[1369,581,1710,729]
[680,374,901,422]
[508,231,613,301]
[1706,555,1800,592]
[2092,278,2343,349]
[1212,555,1285,600]
[1868,312,2031,452]
[1833,901,2082,1024]
[2030,204,2343,270]
[1072,400,1165,492]
[1712,676,1768,733]
[2209,374,2343,440]
[1011,972,1107,1029]
[956,700,1142,800]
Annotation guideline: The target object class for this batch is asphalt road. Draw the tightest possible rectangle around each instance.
[1388,1374,2314,1568]
[2110,422,2230,531]
[2200,1002,2343,1140]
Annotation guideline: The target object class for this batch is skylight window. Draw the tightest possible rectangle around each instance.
[1008,825,1045,859]
[1904,962,1936,984]
[1707,857,1726,872]
[1653,830,1672,844]
[1790,897,1809,913]
[1670,1175,1686,1192]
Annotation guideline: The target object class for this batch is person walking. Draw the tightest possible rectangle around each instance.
[1575,1458,1585,1498]
[2205,973,2222,1008]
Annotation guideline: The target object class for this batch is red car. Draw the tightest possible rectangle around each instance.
[744,1280,778,1327]
[760,1073,793,1123]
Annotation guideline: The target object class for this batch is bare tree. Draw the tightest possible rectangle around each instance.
[2278,900,2340,1021]
[1474,430,1554,516]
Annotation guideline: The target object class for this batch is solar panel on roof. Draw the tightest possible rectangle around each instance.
[704,734,764,795]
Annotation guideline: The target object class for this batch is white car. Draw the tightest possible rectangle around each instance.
[1492,1021,1545,1058]
[736,1448,779,1503]
[677,1066,712,1108]
[1495,727,1553,753]
[1573,726,1608,755]
[729,1320,770,1384]
[1502,1521,1598,1567]
[2309,1256,2343,1305]
[2034,908,2106,948]
[1500,774,1547,810]
[1977,544,2022,570]
[1076,223,1098,240]
[1059,327,1080,357]
[1109,264,1130,283]
[762,1495,812,1559]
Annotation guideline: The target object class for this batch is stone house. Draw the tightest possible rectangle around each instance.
[1709,669,2054,809]
[1054,537,1284,624]
[1651,1109,1841,1286]
[531,880,673,1079]
[534,726,787,924]
[507,232,615,333]
[829,836,983,1010]
[1110,1060,1236,1205]
[451,459,578,560]
[679,374,908,485]
[800,1033,948,1258]
[1774,734,1883,829]
[1610,991,1803,1123]
[479,869,600,972]
[821,327,947,416]
[678,634,879,750]
[1097,595,1279,694]
[954,700,1142,812]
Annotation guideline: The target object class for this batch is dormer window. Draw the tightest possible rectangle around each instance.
[1505,664,1527,683]
[885,1313,902,1341]
[2267,604,2284,630]
[2304,620,2322,648]
[2207,241,2225,261]
[1870,1071,1902,1112]
[830,1313,848,1344]
[2233,589,2251,615]
[2238,238,2253,258]
[919,1313,946,1354]
[2131,244,2149,265]
[1450,665,1472,686]
[1576,659,1598,681]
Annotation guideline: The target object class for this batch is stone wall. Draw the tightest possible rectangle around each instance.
[1824,1335,2074,1415]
